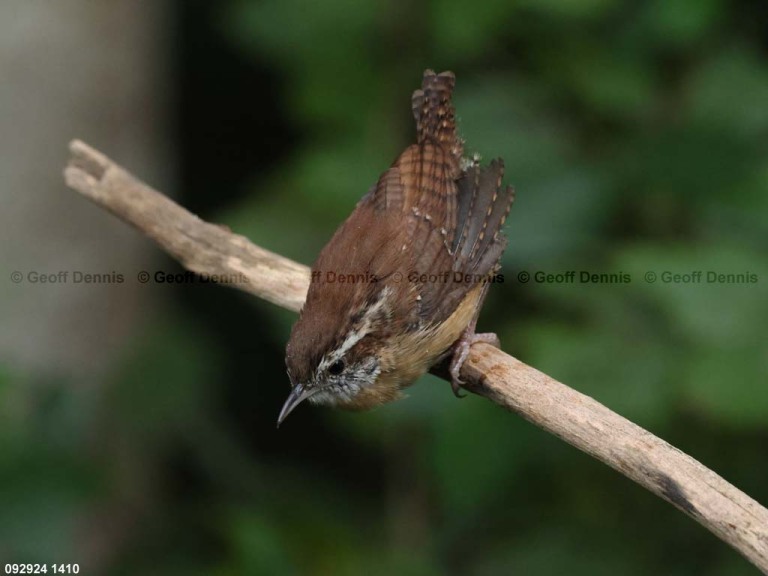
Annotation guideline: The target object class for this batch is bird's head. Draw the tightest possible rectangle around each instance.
[280,284,398,425]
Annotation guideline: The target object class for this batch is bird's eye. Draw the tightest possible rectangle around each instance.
[328,360,345,376]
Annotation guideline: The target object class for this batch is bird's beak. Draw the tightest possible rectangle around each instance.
[277,383,316,427]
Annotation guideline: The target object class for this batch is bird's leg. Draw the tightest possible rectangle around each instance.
[448,283,500,397]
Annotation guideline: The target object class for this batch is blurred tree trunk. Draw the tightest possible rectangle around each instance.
[0,1,171,569]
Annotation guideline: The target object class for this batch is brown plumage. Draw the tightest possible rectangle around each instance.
[281,70,515,423]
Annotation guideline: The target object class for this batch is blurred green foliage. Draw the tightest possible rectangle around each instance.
[3,0,767,574]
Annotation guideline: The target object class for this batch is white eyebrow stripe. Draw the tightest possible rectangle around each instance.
[317,286,393,372]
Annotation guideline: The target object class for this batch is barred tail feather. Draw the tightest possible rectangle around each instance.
[411,70,463,164]
[453,159,515,275]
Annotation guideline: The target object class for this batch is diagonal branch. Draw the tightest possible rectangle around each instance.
[64,139,768,574]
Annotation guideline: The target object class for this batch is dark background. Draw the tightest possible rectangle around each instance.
[2,0,767,574]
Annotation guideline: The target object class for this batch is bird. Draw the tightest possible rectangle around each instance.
[279,69,515,425]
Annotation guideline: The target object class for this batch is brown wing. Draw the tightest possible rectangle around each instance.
[410,72,514,325]
[367,71,515,328]
[404,156,514,327]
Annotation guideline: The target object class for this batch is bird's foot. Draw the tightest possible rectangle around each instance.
[449,331,500,397]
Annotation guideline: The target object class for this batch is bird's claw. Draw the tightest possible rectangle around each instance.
[449,331,500,397]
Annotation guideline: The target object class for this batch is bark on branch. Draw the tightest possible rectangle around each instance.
[64,139,768,573]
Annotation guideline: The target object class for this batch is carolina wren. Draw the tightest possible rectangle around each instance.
[279,70,515,425]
